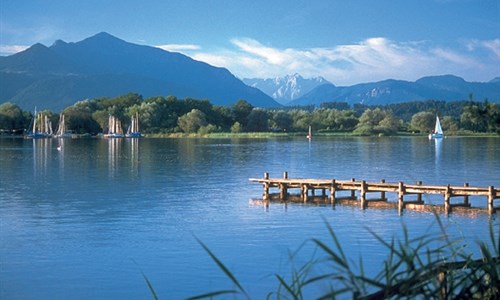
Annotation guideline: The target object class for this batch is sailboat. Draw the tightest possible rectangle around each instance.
[307,126,312,140]
[104,115,124,138]
[26,108,53,138]
[54,114,72,138]
[125,112,141,138]
[428,116,444,139]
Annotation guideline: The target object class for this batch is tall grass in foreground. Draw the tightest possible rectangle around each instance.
[146,214,499,299]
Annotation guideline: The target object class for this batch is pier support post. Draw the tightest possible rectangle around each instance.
[350,178,356,199]
[463,183,470,206]
[279,183,287,200]
[398,182,405,213]
[488,186,494,214]
[263,183,269,200]
[279,172,288,200]
[444,185,451,214]
[360,180,367,209]
[417,181,423,203]
[301,184,309,202]
[380,179,386,200]
[329,179,336,205]
[263,172,269,200]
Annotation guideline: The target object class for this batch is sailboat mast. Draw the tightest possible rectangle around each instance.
[32,112,37,133]
[61,114,65,134]
[135,112,139,132]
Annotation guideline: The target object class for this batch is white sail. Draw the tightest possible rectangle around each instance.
[55,114,72,138]
[105,115,124,138]
[434,116,443,135]
[27,108,52,138]
[126,112,141,137]
[429,116,444,139]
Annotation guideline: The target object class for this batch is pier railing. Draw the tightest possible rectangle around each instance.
[249,172,499,214]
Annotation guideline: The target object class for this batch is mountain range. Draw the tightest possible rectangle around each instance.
[287,75,500,106]
[0,32,278,111]
[249,74,500,106]
[243,74,329,105]
[1,32,499,112]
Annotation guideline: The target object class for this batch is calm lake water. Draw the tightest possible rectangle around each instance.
[1,136,499,299]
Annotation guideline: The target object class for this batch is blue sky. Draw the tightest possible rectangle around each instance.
[1,0,499,85]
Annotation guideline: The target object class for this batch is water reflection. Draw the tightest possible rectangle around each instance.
[108,138,122,177]
[32,138,53,178]
[433,138,443,180]
[2,137,498,300]
[434,137,443,163]
[126,138,140,178]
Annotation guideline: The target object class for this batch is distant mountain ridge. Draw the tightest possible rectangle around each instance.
[242,74,329,105]
[0,32,279,111]
[288,75,500,106]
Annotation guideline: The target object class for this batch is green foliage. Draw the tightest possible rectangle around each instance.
[441,116,459,133]
[270,110,293,132]
[246,109,269,132]
[232,99,254,128]
[410,111,435,133]
[354,108,401,135]
[0,102,30,131]
[460,101,499,133]
[177,109,208,133]
[183,216,499,299]
[231,122,242,133]
[4,93,500,136]
[63,105,101,134]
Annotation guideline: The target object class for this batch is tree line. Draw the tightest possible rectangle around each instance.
[0,93,499,135]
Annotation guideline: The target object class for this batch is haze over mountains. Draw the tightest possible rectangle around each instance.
[1,32,499,112]
[0,32,278,111]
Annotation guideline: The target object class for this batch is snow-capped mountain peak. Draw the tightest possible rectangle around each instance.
[243,74,331,105]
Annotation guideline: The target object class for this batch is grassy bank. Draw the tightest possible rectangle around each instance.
[142,131,499,139]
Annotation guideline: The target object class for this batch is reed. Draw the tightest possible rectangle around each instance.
[145,214,499,299]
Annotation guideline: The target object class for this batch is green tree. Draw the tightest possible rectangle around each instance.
[376,112,401,135]
[337,110,358,131]
[0,102,29,131]
[92,110,109,131]
[246,109,269,132]
[354,108,383,135]
[231,122,242,133]
[290,109,312,131]
[270,110,293,131]
[231,100,253,128]
[441,116,459,133]
[460,104,487,132]
[177,109,207,133]
[63,106,101,134]
[410,111,435,133]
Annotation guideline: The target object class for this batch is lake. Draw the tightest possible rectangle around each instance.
[1,136,499,299]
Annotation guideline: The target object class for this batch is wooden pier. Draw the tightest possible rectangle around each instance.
[249,172,500,214]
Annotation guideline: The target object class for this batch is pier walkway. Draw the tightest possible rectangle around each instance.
[249,172,499,214]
